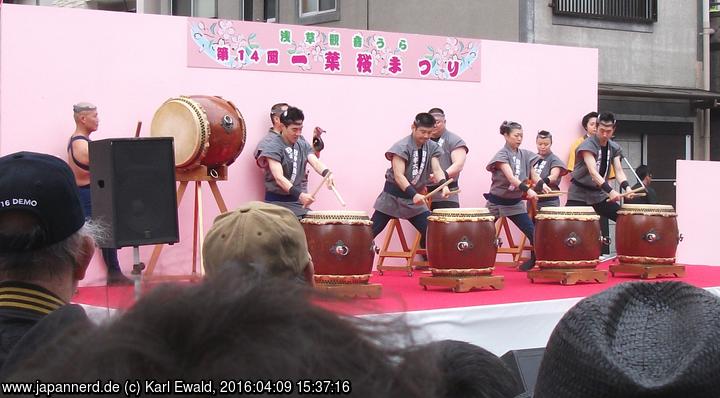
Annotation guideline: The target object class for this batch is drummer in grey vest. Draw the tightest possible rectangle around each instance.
[256,106,334,218]
[566,112,636,221]
[426,108,468,210]
[371,112,450,250]
[484,121,549,271]
[255,102,326,192]
[533,130,568,209]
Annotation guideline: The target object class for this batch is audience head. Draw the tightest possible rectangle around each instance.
[202,201,313,284]
[581,111,598,135]
[0,152,94,301]
[8,268,436,398]
[534,281,720,398]
[399,339,524,398]
[72,102,99,133]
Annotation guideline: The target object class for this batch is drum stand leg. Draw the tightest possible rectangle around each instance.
[375,219,426,277]
[495,216,532,268]
[144,169,229,283]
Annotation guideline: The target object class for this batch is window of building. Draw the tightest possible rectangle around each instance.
[551,0,657,23]
[298,0,339,24]
[172,0,216,17]
[264,0,277,22]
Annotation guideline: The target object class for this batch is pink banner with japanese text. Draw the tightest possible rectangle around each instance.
[187,18,481,82]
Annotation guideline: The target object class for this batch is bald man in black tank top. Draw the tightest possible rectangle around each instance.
[67,103,131,286]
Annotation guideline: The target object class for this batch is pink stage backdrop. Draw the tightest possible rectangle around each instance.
[1,4,597,286]
[676,160,718,266]
[187,18,481,82]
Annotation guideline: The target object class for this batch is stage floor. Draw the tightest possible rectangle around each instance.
[73,259,720,355]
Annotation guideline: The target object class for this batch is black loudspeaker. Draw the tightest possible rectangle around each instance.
[89,138,179,248]
[501,347,545,394]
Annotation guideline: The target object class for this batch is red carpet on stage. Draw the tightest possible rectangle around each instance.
[72,260,719,316]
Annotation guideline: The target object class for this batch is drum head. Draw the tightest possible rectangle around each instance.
[301,210,370,224]
[432,207,491,216]
[618,203,676,216]
[151,98,206,168]
[536,206,599,221]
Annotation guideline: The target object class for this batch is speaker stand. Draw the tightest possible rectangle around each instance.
[131,246,145,299]
[144,166,228,282]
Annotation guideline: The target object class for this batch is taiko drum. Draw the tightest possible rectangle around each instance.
[534,206,601,269]
[150,95,246,171]
[616,204,681,265]
[301,211,375,284]
[426,208,499,276]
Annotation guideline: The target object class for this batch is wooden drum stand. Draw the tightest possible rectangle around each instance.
[143,165,228,282]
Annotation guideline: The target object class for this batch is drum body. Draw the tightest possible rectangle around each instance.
[535,206,601,269]
[301,211,374,284]
[150,95,246,170]
[616,204,679,264]
[426,208,498,276]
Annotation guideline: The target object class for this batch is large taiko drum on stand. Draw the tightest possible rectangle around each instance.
[535,206,601,269]
[301,211,375,284]
[426,208,499,277]
[150,95,247,171]
[616,204,681,265]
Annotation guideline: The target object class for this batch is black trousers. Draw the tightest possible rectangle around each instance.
[430,201,460,211]
[566,199,620,254]
[370,210,431,248]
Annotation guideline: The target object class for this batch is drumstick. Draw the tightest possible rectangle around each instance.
[329,184,346,207]
[422,178,455,200]
[448,189,461,196]
[536,192,566,199]
[606,186,646,202]
[304,172,332,208]
[135,121,142,138]
[624,186,646,196]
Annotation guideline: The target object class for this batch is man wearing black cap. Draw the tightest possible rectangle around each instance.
[67,102,131,285]
[0,152,95,373]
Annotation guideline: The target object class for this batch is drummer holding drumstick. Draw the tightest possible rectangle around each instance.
[256,106,333,219]
[254,103,326,193]
[566,112,636,221]
[484,121,550,271]
[370,112,450,253]
[533,130,568,210]
[425,107,468,210]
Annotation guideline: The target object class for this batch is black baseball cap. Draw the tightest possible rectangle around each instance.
[0,152,85,252]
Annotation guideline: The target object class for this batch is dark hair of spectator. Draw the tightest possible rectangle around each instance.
[397,340,525,398]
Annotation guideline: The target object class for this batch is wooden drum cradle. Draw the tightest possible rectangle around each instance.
[528,206,608,285]
[610,204,685,279]
[419,208,504,292]
[301,211,381,298]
